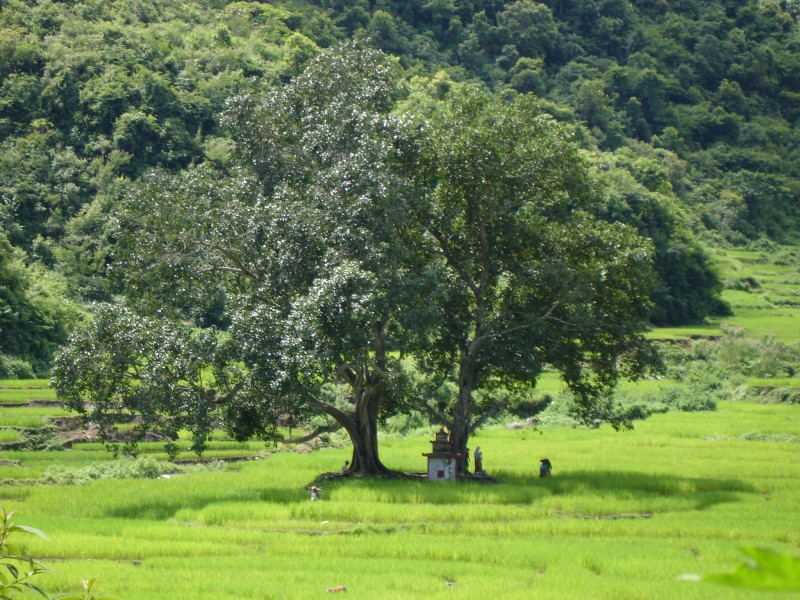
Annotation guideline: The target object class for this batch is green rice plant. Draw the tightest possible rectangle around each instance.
[0,450,118,464]
[0,429,22,443]
[0,406,71,417]
[0,463,51,482]
[3,400,799,599]
[0,414,47,428]
[0,388,57,403]
[40,457,226,486]
[0,379,51,388]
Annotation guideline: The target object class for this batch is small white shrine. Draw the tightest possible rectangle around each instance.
[422,427,461,481]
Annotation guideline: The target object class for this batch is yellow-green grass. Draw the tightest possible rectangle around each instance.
[0,414,49,427]
[0,379,52,388]
[710,311,800,339]
[0,463,51,481]
[0,387,58,402]
[0,381,55,410]
[536,371,678,396]
[746,377,800,387]
[0,428,22,442]
[70,440,266,454]
[651,309,800,343]
[3,401,798,600]
[0,405,71,417]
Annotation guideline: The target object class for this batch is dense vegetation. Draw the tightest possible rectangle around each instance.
[1,0,798,375]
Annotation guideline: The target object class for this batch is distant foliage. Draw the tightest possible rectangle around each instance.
[0,355,34,379]
[0,231,79,373]
[2,0,799,371]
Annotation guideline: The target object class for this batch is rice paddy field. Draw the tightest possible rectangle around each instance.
[652,245,800,343]
[1,388,798,599]
[1,245,798,599]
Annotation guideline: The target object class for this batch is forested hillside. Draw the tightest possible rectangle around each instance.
[1,0,798,376]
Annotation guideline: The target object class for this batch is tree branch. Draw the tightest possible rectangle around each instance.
[482,300,561,341]
[200,242,265,284]
[425,226,480,299]
[469,400,507,434]
[262,422,342,444]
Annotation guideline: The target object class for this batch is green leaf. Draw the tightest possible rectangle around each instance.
[20,581,49,598]
[705,547,800,591]
[3,542,21,555]
[8,525,49,540]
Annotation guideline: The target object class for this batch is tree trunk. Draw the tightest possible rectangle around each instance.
[347,386,392,475]
[450,355,476,476]
[326,321,394,477]
[322,383,392,477]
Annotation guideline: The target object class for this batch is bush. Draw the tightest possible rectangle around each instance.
[40,457,225,485]
[724,276,760,291]
[773,250,800,267]
[745,238,779,253]
[613,386,716,424]
[748,387,800,405]
[651,386,717,412]
[0,354,35,379]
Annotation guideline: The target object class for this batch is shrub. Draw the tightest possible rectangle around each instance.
[40,457,225,485]
[0,507,50,599]
[0,355,35,379]
[724,276,760,291]
[773,250,800,267]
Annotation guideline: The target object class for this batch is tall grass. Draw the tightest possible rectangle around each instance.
[0,429,22,442]
[0,389,58,402]
[2,400,796,599]
[0,379,52,388]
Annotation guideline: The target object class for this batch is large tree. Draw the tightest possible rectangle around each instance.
[55,47,659,478]
[412,86,659,473]
[55,41,428,474]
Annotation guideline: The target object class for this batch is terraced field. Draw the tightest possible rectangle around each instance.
[652,245,800,343]
[0,379,269,485]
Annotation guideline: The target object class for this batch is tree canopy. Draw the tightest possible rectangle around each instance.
[55,43,659,474]
[57,42,429,473]
[409,87,658,470]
